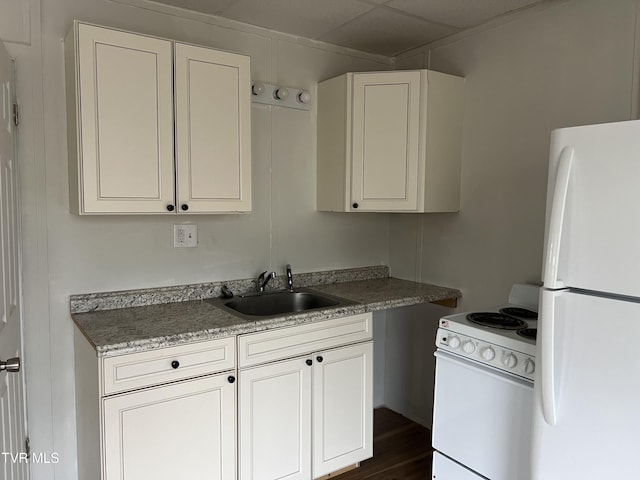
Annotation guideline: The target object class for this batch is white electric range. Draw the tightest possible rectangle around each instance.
[432,284,540,480]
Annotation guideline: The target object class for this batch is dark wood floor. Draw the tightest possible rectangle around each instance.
[337,408,433,480]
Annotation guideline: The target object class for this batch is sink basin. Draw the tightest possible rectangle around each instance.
[206,289,355,319]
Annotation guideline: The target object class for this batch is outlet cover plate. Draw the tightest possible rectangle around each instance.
[174,224,197,248]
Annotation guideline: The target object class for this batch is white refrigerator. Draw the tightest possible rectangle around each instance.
[532,119,640,479]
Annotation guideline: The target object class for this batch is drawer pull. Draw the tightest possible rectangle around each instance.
[171,360,180,369]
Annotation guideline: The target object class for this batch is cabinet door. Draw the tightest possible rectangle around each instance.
[175,43,251,213]
[313,342,373,477]
[74,23,175,213]
[239,357,312,480]
[103,374,236,480]
[351,72,420,211]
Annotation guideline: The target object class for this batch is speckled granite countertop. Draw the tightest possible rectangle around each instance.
[72,267,461,357]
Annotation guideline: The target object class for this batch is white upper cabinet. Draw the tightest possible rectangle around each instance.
[65,21,251,215]
[65,23,174,214]
[351,72,421,211]
[174,43,251,213]
[317,69,464,213]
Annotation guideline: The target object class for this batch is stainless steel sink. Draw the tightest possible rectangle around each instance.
[206,288,356,319]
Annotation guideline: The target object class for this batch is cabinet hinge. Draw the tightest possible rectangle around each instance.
[24,436,30,459]
[12,103,19,127]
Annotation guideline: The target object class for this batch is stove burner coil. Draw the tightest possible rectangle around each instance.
[517,328,537,340]
[499,307,538,319]
[467,312,528,330]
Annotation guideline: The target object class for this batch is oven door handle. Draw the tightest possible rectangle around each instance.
[540,289,558,426]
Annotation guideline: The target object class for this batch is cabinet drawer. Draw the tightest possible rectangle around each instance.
[102,337,235,395]
[238,313,372,368]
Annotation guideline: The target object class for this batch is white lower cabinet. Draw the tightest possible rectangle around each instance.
[237,315,373,480]
[75,314,372,480]
[103,373,236,480]
[74,332,237,480]
[312,342,373,478]
[239,357,313,480]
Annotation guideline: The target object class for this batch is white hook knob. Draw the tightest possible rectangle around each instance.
[274,87,289,100]
[252,83,265,96]
[297,91,311,104]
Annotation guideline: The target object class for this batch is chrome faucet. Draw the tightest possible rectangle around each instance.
[286,264,294,291]
[257,270,277,292]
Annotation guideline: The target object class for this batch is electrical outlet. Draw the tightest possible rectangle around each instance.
[174,224,197,248]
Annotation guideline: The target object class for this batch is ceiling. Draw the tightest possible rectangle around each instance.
[149,0,547,56]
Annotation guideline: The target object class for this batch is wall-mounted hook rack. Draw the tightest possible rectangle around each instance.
[251,82,312,111]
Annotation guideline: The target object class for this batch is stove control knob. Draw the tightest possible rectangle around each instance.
[523,358,535,374]
[481,347,496,361]
[503,353,518,369]
[448,336,461,349]
[462,340,476,354]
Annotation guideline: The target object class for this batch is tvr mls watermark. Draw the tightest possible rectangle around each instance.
[2,452,59,464]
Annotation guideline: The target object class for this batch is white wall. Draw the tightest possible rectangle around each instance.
[3,1,394,478]
[391,0,639,307]
[384,0,640,425]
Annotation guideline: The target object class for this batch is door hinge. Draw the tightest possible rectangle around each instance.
[12,103,19,127]
[24,437,30,459]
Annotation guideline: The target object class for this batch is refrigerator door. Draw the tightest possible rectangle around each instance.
[532,289,640,479]
[542,119,640,296]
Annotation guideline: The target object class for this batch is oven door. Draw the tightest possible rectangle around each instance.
[432,351,533,480]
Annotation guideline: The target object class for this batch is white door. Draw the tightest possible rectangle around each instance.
[74,23,175,214]
[312,342,373,478]
[543,119,640,296]
[174,43,251,213]
[0,42,28,478]
[103,373,236,480]
[238,357,312,480]
[532,289,640,480]
[350,71,420,212]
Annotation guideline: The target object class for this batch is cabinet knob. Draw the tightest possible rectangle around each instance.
[0,357,20,373]
[166,204,175,212]
[181,204,189,211]
[316,356,323,363]
[305,359,313,366]
[352,203,359,209]
[171,360,180,369]
[228,375,236,384]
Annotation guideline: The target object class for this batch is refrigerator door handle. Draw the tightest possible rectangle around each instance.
[540,289,559,426]
[543,146,574,288]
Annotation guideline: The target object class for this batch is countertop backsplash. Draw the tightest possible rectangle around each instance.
[70,265,390,314]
